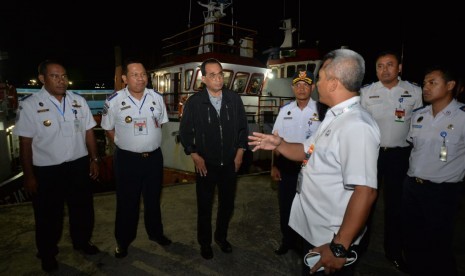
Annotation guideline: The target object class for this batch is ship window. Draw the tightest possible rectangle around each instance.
[184,69,194,91]
[232,72,249,94]
[161,73,170,93]
[223,70,233,89]
[286,66,296,78]
[151,74,159,91]
[307,64,316,74]
[297,64,306,72]
[246,73,264,95]
[194,69,204,91]
[271,68,279,79]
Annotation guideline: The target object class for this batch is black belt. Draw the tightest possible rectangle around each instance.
[380,146,410,152]
[117,147,159,158]
[409,176,432,184]
[409,176,459,185]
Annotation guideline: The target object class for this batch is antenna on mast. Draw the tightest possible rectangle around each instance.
[188,0,192,28]
[298,0,301,47]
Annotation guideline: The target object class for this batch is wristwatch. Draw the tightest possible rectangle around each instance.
[330,238,348,258]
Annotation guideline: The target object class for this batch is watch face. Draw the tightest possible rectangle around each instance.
[330,242,347,258]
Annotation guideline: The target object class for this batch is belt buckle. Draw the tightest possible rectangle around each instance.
[415,177,424,184]
[142,153,149,158]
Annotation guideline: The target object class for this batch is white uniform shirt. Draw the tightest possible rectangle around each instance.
[272,99,321,143]
[100,88,168,153]
[13,88,96,166]
[361,80,422,147]
[289,96,380,246]
[407,100,465,183]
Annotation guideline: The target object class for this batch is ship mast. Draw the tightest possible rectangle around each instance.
[197,0,231,54]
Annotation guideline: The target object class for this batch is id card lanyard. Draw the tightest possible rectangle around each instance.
[439,131,447,162]
[297,102,358,193]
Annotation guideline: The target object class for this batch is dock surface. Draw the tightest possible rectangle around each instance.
[1,173,464,275]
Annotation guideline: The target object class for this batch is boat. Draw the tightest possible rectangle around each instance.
[261,18,323,100]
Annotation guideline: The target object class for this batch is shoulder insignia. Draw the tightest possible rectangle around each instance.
[406,80,420,87]
[19,94,33,101]
[460,106,465,112]
[153,90,163,96]
[281,101,293,108]
[107,91,119,101]
[361,83,372,88]
[413,105,426,112]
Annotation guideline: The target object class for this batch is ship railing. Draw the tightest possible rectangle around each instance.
[162,92,293,127]
[160,21,258,61]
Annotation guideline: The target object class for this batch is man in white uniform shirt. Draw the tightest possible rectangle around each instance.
[14,60,100,272]
[101,58,171,259]
[271,70,327,255]
[403,65,465,276]
[249,49,380,275]
[360,50,422,273]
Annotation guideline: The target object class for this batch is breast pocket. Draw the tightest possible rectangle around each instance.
[282,119,298,136]
[445,133,462,157]
[365,99,384,118]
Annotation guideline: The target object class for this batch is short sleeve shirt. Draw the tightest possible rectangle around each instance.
[289,96,380,246]
[100,88,168,152]
[407,100,465,183]
[13,88,96,166]
[272,99,321,143]
[360,80,422,147]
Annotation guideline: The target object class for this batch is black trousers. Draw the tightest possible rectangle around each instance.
[196,162,237,246]
[32,156,94,258]
[402,176,462,276]
[361,146,410,259]
[277,171,299,247]
[114,147,165,247]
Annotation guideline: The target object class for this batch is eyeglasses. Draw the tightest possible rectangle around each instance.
[48,74,68,81]
[206,72,224,80]
[127,73,148,79]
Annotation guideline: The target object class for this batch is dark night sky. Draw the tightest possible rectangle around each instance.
[1,1,464,88]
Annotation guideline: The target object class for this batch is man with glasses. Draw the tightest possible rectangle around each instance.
[101,58,171,259]
[179,58,248,259]
[271,70,327,256]
[14,60,100,272]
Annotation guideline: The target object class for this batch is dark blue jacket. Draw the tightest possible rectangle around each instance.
[179,88,248,166]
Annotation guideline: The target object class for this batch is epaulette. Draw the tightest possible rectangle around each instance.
[107,91,119,101]
[19,94,33,101]
[281,101,293,108]
[413,105,427,112]
[361,83,373,88]
[406,80,420,87]
[72,91,80,95]
[460,106,465,112]
[152,90,163,96]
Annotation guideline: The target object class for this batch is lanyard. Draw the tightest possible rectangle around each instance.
[128,93,148,115]
[50,96,66,120]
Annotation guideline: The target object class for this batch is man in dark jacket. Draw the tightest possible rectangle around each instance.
[179,58,248,260]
